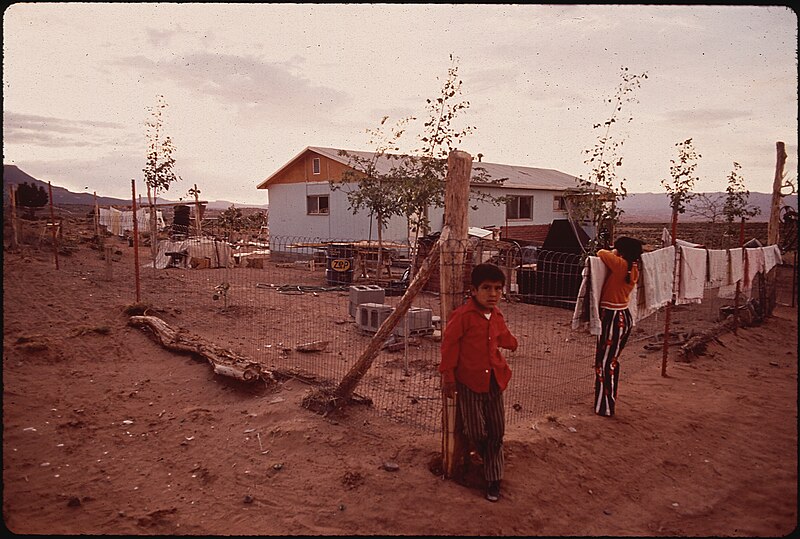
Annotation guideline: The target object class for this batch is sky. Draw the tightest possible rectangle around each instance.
[3,3,798,206]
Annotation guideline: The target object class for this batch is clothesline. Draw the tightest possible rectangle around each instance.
[572,243,782,336]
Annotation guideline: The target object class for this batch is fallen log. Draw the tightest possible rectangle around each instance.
[128,315,272,383]
[679,316,739,360]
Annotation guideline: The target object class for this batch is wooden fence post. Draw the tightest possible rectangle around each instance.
[132,180,141,303]
[9,185,19,250]
[105,245,114,281]
[439,150,473,479]
[661,207,678,377]
[47,182,59,270]
[767,141,787,246]
[193,184,203,237]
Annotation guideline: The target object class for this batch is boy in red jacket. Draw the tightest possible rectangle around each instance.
[439,263,519,502]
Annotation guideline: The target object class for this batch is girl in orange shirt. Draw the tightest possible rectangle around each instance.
[594,236,643,417]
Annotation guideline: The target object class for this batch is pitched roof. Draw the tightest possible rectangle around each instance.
[258,145,596,192]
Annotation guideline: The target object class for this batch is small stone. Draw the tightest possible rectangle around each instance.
[243,495,254,504]
[382,461,400,472]
[339,504,346,511]
[273,463,283,470]
[567,427,577,433]
[603,509,612,515]
[67,497,81,507]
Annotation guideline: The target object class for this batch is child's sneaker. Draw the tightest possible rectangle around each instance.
[486,480,500,502]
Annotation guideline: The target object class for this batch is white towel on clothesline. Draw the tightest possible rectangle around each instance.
[572,255,640,335]
[744,248,766,288]
[638,246,675,319]
[763,244,782,272]
[706,249,729,288]
[718,248,745,299]
[677,246,706,304]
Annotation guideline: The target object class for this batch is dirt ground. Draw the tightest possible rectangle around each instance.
[2,218,798,536]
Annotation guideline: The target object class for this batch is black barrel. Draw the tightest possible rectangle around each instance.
[326,243,354,285]
[172,205,191,237]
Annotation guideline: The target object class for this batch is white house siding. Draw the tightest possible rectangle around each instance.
[426,187,568,233]
[268,182,410,244]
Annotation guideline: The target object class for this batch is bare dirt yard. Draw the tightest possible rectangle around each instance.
[2,217,797,536]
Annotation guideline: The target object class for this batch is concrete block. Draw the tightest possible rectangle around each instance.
[349,285,386,317]
[356,302,394,333]
[393,307,434,337]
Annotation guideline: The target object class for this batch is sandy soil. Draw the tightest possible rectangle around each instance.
[2,219,797,536]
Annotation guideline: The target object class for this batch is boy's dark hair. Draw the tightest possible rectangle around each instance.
[471,263,506,287]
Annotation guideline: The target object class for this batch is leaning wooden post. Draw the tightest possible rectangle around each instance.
[661,206,678,377]
[47,182,59,270]
[331,242,442,407]
[767,141,787,247]
[131,180,141,303]
[439,150,473,479]
[9,185,19,250]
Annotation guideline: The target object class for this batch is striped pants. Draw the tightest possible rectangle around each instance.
[456,373,505,482]
[594,308,633,417]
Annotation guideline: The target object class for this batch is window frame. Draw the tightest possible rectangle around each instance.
[306,194,329,215]
[553,195,567,211]
[312,157,321,175]
[506,195,533,220]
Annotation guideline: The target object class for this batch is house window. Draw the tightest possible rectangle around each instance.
[553,196,567,211]
[312,158,321,175]
[506,195,533,220]
[307,195,329,215]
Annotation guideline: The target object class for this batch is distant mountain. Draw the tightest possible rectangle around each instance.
[2,165,268,210]
[617,191,798,223]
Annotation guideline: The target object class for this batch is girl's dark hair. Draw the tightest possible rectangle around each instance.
[614,236,643,283]
[471,263,506,287]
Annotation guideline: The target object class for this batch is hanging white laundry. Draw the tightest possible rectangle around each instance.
[763,245,782,272]
[676,246,706,304]
[718,248,745,299]
[706,249,729,288]
[744,247,766,288]
[571,256,608,336]
[637,246,675,319]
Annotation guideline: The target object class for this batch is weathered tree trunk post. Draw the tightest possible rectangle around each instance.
[93,191,100,242]
[132,180,141,303]
[439,150,473,479]
[9,185,19,251]
[661,207,678,377]
[767,141,787,246]
[47,182,59,270]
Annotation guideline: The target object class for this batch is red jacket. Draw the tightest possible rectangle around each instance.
[439,298,518,393]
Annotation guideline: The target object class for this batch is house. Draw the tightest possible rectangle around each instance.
[257,146,595,244]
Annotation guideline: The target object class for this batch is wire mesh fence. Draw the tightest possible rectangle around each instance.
[122,225,788,435]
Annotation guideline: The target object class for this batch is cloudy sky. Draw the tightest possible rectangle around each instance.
[3,3,797,205]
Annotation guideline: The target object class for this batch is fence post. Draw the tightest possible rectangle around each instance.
[105,245,114,281]
[767,141,787,246]
[9,184,19,250]
[661,207,678,377]
[47,182,59,270]
[193,184,203,237]
[131,180,141,303]
[439,150,472,480]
